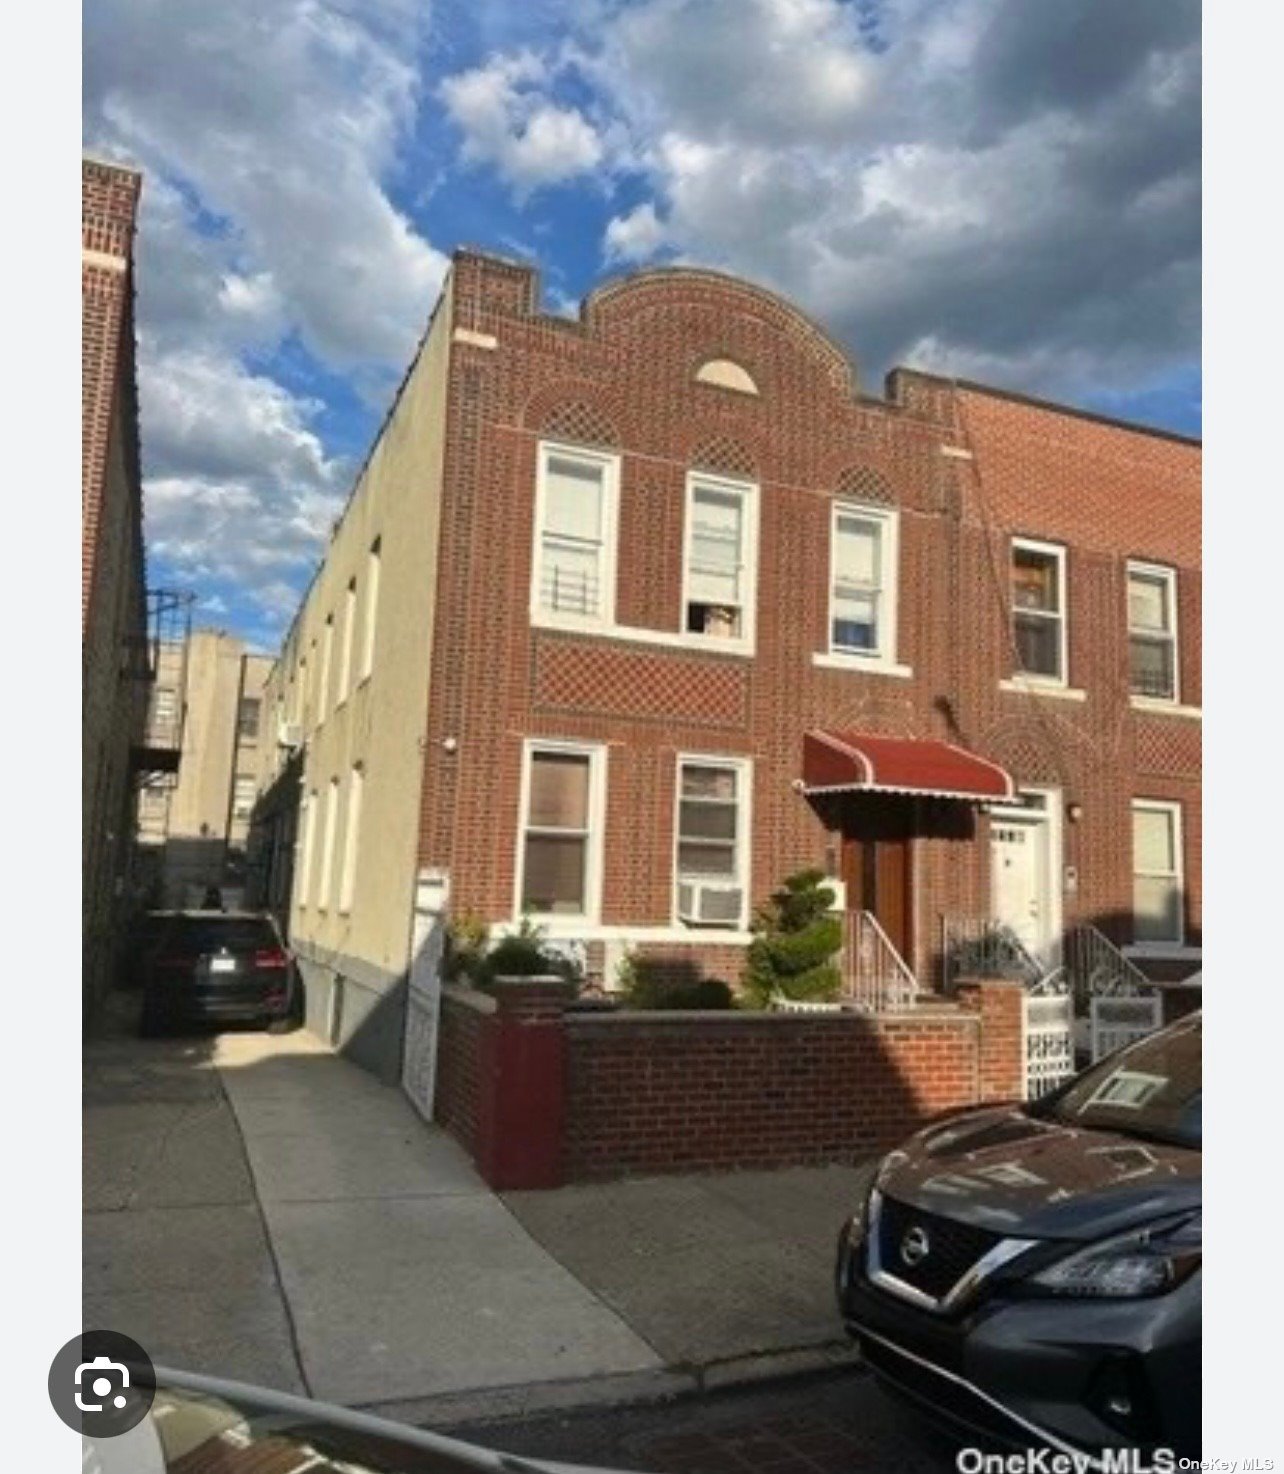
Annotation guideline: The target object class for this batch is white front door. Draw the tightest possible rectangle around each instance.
[991,812,1052,958]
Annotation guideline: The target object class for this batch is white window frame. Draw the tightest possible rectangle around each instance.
[826,501,901,668]
[360,538,381,683]
[531,442,621,633]
[680,471,759,654]
[1131,799,1185,948]
[1010,537,1069,687]
[1126,561,1180,705]
[297,789,318,908]
[320,613,335,720]
[514,739,608,925]
[338,577,357,707]
[231,775,257,821]
[672,754,752,931]
[318,777,340,913]
[338,764,364,915]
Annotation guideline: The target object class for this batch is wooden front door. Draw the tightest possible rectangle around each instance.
[841,799,914,964]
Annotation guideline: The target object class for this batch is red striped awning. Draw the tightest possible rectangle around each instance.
[802,730,1015,803]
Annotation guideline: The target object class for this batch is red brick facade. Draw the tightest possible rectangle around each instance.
[415,251,1201,991]
[83,158,148,1016]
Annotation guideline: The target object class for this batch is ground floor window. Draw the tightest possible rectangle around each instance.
[519,742,605,920]
[1132,800,1184,945]
[674,756,750,928]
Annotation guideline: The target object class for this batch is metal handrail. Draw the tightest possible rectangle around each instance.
[843,910,919,1013]
[1059,924,1153,1006]
[941,916,1045,989]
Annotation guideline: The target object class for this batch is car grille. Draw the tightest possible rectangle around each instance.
[874,1195,1005,1304]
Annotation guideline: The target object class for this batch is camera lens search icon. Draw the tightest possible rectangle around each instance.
[49,1330,155,1436]
[76,1356,131,1412]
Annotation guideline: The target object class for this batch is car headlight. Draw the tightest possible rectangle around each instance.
[1026,1212,1201,1299]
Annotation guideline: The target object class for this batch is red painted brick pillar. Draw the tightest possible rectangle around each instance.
[474,977,572,1190]
[956,978,1026,1104]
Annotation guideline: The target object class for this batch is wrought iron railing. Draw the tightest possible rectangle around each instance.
[941,916,1046,989]
[1058,924,1153,1010]
[841,910,919,1012]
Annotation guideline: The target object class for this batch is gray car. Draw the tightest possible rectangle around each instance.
[835,1012,1201,1461]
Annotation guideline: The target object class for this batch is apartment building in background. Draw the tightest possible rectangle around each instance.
[137,629,272,907]
[83,156,152,1016]
[248,250,1201,1081]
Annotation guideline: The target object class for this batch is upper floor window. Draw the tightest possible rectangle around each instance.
[533,444,618,627]
[338,577,357,703]
[830,504,898,661]
[237,697,261,741]
[683,473,757,647]
[1127,562,1178,701]
[232,774,257,820]
[1011,539,1067,684]
[361,538,381,682]
[1132,800,1184,946]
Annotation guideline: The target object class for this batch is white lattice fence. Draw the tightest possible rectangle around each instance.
[1023,992,1075,1100]
[1090,994,1164,1061]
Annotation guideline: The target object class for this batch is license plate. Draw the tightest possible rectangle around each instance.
[209,957,236,974]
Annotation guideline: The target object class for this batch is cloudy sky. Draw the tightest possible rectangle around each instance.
[83,0,1200,651]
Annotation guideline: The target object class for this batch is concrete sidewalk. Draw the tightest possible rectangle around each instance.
[85,1018,866,1422]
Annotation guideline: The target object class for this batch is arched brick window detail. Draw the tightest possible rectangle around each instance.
[540,401,620,449]
[690,436,757,479]
[835,465,896,505]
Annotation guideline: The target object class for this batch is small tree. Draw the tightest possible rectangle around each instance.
[742,868,842,1007]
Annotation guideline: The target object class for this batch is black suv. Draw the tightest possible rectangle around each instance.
[140,911,303,1036]
[836,1013,1201,1459]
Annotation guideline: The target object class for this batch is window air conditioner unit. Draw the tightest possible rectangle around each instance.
[677,880,743,927]
[277,721,303,750]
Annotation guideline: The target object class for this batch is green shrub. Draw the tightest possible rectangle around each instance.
[623,964,734,1011]
[473,915,585,992]
[742,868,842,1007]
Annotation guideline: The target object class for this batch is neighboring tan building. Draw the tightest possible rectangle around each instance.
[83,156,152,1017]
[250,249,1201,1083]
[137,629,272,907]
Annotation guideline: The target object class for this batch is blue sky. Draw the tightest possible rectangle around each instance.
[83,0,1200,651]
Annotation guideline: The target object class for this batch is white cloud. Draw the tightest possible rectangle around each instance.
[439,52,603,193]
[85,0,447,369]
[604,201,668,263]
[139,349,346,618]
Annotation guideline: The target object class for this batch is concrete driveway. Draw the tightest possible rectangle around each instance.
[84,1016,658,1410]
[85,1010,868,1424]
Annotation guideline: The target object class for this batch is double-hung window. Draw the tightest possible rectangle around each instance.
[1132,800,1184,945]
[534,445,618,627]
[1127,563,1178,701]
[830,504,898,660]
[674,758,749,928]
[683,474,756,646]
[1011,539,1067,683]
[519,743,605,919]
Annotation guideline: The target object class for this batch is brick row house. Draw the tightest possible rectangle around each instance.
[249,250,1200,1081]
[82,157,153,1017]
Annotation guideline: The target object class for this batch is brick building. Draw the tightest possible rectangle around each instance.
[250,250,1200,1080]
[83,157,151,1017]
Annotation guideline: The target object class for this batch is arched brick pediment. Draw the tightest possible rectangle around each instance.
[584,267,857,399]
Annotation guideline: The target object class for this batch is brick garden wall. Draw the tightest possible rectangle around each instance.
[434,985,494,1160]
[435,978,1024,1189]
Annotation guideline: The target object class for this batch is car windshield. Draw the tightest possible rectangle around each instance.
[163,918,279,955]
[1031,1015,1201,1148]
